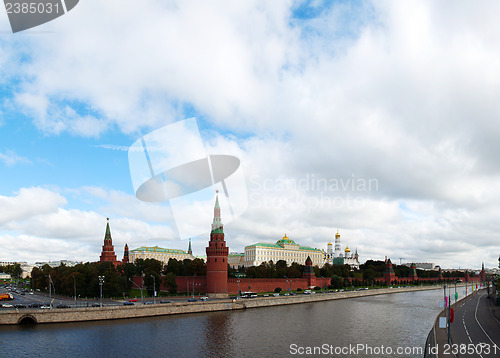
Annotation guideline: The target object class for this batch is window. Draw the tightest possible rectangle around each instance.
[215,258,217,262]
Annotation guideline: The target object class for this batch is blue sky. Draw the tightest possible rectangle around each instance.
[1,0,499,270]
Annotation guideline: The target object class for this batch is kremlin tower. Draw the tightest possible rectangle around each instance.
[122,243,129,264]
[206,191,229,298]
[384,258,396,285]
[99,218,119,266]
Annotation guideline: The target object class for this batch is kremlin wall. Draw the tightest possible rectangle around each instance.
[101,192,486,297]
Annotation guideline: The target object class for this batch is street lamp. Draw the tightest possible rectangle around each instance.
[150,275,156,304]
[98,276,105,307]
[237,279,240,297]
[73,274,77,306]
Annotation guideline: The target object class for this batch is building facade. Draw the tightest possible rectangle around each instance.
[129,246,194,264]
[228,253,245,269]
[243,234,324,267]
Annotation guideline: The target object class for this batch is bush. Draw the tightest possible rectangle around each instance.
[274,287,282,293]
[314,286,321,291]
[296,288,302,292]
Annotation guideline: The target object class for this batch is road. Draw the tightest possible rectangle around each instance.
[448,290,500,357]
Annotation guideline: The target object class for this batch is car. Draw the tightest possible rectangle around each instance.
[91,303,102,307]
[1,304,14,308]
[159,300,171,304]
[188,298,197,302]
[273,293,279,297]
[29,303,42,308]
[56,304,70,309]
[304,290,312,294]
[263,294,269,297]
[200,296,209,301]
[290,292,297,296]
[284,293,290,296]
[40,304,52,309]
[14,304,27,308]
[28,292,34,295]
[143,301,154,305]
[128,298,139,302]
[123,302,134,306]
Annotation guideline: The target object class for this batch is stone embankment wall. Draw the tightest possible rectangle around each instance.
[0,285,442,325]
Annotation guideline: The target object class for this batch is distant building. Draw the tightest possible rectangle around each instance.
[228,253,245,269]
[243,234,324,267]
[326,231,359,270]
[403,262,435,270]
[0,273,11,280]
[129,246,195,264]
[34,260,80,268]
[1,261,36,279]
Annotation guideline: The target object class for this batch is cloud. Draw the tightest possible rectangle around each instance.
[0,149,32,166]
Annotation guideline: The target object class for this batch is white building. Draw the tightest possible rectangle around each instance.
[129,246,195,265]
[327,231,360,270]
[243,234,324,267]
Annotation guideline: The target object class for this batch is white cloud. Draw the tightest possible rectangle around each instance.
[0,149,32,166]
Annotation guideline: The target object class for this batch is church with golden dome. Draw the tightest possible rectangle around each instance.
[326,230,360,269]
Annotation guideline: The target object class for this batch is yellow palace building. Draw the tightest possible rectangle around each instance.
[243,234,324,267]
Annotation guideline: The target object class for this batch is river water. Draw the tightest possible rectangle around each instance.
[0,289,444,358]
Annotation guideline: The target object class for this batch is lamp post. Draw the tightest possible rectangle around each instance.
[48,274,52,302]
[237,279,240,297]
[73,275,77,306]
[98,276,105,307]
[150,275,156,304]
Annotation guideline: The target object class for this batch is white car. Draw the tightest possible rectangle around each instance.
[200,296,209,301]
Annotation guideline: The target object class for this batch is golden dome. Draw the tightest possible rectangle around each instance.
[328,242,332,246]
[344,246,350,253]
[335,230,340,239]
[282,233,289,240]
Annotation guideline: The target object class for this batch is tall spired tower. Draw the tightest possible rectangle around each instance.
[99,218,118,265]
[206,191,229,298]
[334,230,342,257]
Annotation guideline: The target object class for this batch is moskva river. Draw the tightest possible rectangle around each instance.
[0,289,445,358]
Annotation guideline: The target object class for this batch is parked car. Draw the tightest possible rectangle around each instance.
[200,297,209,301]
[128,298,139,302]
[123,302,134,306]
[188,298,197,302]
[56,304,70,309]
[40,304,52,309]
[159,300,171,304]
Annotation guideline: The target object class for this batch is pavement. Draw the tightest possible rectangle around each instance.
[426,288,500,358]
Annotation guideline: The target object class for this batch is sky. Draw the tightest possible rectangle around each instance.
[0,0,499,269]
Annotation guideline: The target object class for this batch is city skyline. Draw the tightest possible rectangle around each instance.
[1,1,499,269]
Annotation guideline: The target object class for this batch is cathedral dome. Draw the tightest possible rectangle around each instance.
[344,246,350,253]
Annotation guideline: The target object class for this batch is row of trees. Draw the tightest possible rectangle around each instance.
[29,257,208,298]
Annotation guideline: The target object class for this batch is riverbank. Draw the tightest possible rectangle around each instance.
[0,285,443,325]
